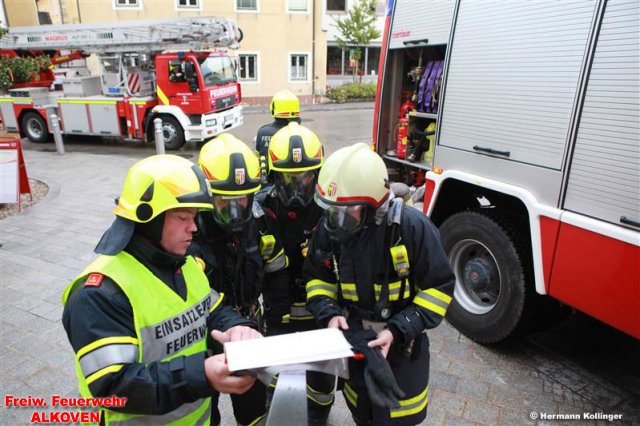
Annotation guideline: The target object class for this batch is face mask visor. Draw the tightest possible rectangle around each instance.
[212,194,253,232]
[274,170,317,207]
[316,197,368,241]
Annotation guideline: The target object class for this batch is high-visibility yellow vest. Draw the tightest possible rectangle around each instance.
[63,251,219,425]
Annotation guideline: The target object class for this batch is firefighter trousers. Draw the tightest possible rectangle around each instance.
[344,332,430,426]
[211,380,267,426]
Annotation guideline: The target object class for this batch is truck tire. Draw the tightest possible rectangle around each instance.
[440,211,527,344]
[160,117,185,150]
[21,112,49,143]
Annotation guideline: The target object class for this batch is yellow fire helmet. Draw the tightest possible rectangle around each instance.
[114,154,213,223]
[198,133,261,195]
[316,143,390,209]
[268,122,324,173]
[270,89,300,119]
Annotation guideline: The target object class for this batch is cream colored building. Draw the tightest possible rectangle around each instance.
[2,0,385,103]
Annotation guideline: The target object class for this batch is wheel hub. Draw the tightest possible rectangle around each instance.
[463,258,493,293]
[162,124,177,142]
[28,119,43,136]
[449,238,502,314]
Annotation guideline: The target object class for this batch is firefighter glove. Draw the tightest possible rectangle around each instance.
[344,329,405,408]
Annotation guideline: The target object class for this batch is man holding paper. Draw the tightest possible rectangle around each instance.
[62,155,260,426]
[304,143,455,425]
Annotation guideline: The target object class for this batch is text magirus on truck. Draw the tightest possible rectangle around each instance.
[373,0,639,343]
[0,17,244,150]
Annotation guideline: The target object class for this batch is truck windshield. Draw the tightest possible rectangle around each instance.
[198,56,237,87]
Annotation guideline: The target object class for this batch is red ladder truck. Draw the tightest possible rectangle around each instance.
[373,0,639,342]
[0,16,244,150]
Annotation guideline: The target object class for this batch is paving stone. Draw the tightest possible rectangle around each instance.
[39,306,63,322]
[9,294,43,312]
[431,351,451,372]
[470,345,511,370]
[429,389,467,418]
[544,381,595,410]
[461,397,499,425]
[551,368,591,392]
[615,402,640,424]
[522,391,558,417]
[429,334,444,353]
[431,369,460,393]
[480,367,512,386]
[509,369,545,393]
[528,354,564,376]
[0,408,23,425]
[425,406,447,426]
[12,312,59,334]
[43,325,72,348]
[28,302,59,318]
[448,360,483,380]
[5,358,47,381]
[456,378,489,401]
[438,321,461,340]
[489,384,524,412]
[498,407,535,426]
[0,323,30,347]
[440,339,470,361]
[578,382,623,411]
[30,368,78,397]
[445,415,480,426]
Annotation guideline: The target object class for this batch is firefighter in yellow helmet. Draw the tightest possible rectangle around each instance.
[251,122,335,423]
[62,155,261,426]
[303,143,455,425]
[191,134,269,426]
[255,89,302,178]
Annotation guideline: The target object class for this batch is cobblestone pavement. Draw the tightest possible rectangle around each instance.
[1,106,639,425]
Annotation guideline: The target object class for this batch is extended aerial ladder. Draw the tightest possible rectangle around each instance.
[0,16,242,53]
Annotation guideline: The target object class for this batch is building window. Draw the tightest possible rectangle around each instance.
[290,54,308,81]
[288,0,308,13]
[326,0,346,12]
[326,46,380,76]
[115,0,139,7]
[236,0,257,10]
[327,46,343,75]
[238,54,258,81]
[177,0,199,8]
[38,11,52,24]
[366,47,380,76]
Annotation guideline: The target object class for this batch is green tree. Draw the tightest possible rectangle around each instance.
[334,0,381,84]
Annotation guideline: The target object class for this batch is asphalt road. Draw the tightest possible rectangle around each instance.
[20,103,375,158]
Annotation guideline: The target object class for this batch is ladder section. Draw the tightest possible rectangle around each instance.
[0,17,240,54]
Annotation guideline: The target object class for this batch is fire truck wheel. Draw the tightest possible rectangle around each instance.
[21,112,49,144]
[159,117,185,150]
[440,211,527,344]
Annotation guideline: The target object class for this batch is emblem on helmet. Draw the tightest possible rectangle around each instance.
[235,168,246,185]
[328,182,337,197]
[292,148,302,163]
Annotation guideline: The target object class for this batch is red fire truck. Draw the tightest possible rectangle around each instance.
[373,0,639,342]
[0,17,244,150]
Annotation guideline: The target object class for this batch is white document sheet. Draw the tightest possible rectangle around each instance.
[224,328,354,372]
